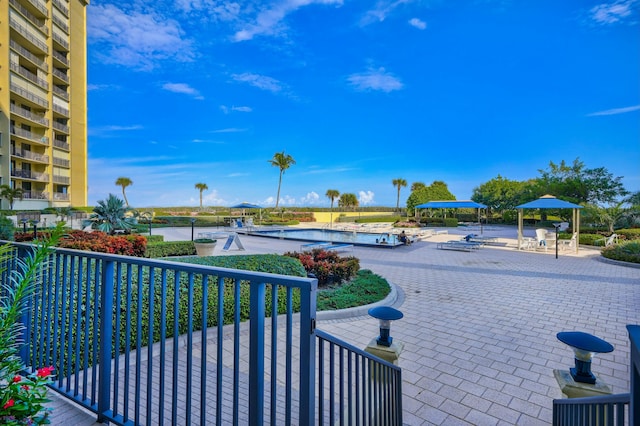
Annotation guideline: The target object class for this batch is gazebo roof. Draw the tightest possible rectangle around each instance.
[416,200,487,209]
[515,195,583,210]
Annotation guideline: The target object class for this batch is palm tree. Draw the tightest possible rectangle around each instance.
[392,178,407,213]
[326,189,340,227]
[338,193,359,211]
[115,177,133,206]
[0,185,24,210]
[269,151,296,209]
[195,183,208,209]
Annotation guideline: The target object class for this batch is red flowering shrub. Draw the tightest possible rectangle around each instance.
[58,230,147,257]
[283,248,359,287]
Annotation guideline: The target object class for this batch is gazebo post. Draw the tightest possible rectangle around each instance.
[518,209,523,250]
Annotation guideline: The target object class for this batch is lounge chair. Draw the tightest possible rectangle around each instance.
[535,228,556,252]
[559,232,578,251]
[437,240,481,252]
[595,233,618,247]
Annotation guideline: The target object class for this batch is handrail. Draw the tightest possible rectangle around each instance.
[10,82,49,108]
[9,15,49,53]
[9,39,47,70]
[552,393,630,426]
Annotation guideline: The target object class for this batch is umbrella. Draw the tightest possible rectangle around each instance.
[230,202,263,219]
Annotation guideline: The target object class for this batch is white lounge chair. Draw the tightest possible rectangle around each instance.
[559,232,578,251]
[595,233,618,247]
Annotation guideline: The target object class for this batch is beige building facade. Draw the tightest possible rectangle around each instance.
[0,0,88,210]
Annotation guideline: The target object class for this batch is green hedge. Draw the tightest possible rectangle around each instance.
[316,269,390,310]
[601,241,640,264]
[354,216,401,224]
[616,228,640,241]
[444,218,458,227]
[145,241,196,258]
[144,235,165,243]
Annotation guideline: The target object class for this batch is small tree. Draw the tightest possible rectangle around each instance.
[195,183,208,209]
[84,194,137,234]
[0,185,24,210]
[269,151,296,209]
[115,177,133,206]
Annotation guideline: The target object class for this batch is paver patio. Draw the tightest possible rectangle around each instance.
[46,225,640,425]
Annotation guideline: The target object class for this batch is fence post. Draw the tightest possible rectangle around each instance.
[298,280,317,426]
[97,259,114,423]
[249,280,266,426]
[17,245,31,365]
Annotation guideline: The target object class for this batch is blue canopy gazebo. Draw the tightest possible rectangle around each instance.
[416,200,488,233]
[515,195,583,253]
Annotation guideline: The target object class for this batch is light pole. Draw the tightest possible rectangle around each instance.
[191,218,196,241]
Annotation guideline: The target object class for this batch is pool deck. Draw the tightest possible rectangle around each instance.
[47,225,640,425]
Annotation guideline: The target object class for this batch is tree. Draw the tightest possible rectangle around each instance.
[411,182,426,192]
[115,177,133,206]
[406,181,456,216]
[84,194,137,234]
[195,183,208,209]
[326,189,340,226]
[536,158,627,205]
[269,151,296,209]
[338,193,359,211]
[471,175,526,217]
[0,185,24,210]
[392,178,407,213]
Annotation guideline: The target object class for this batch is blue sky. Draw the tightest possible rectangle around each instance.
[86,0,640,208]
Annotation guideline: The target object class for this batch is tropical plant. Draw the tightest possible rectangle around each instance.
[83,194,137,234]
[326,189,340,225]
[0,186,24,210]
[392,178,407,213]
[268,151,296,209]
[0,224,64,425]
[338,193,359,211]
[115,177,133,206]
[411,182,426,192]
[195,183,208,209]
[0,216,14,241]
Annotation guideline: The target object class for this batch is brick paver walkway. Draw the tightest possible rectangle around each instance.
[47,226,640,425]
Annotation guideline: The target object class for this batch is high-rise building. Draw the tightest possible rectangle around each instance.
[0,0,88,210]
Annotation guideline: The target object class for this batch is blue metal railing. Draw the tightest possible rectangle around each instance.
[4,242,403,425]
[316,330,403,425]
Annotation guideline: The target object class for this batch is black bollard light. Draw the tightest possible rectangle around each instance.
[368,306,404,347]
[32,221,38,239]
[557,331,614,384]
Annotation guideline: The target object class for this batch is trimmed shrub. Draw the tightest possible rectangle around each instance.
[146,241,196,258]
[144,234,165,243]
[283,249,359,287]
[57,230,147,257]
[601,241,640,264]
[444,218,458,227]
[616,228,640,241]
[316,269,390,310]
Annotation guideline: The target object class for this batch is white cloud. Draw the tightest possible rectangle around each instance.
[175,0,242,21]
[220,105,253,113]
[347,67,404,92]
[232,0,343,41]
[361,0,411,26]
[89,124,143,137]
[87,4,194,70]
[409,17,427,29]
[590,0,637,25]
[162,82,203,99]
[587,104,640,116]
[300,192,320,205]
[232,73,284,93]
[210,127,247,133]
[358,191,375,205]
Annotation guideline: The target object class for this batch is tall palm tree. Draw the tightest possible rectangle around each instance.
[326,189,340,227]
[115,177,133,206]
[269,151,296,209]
[195,183,208,209]
[392,178,407,213]
[0,185,24,210]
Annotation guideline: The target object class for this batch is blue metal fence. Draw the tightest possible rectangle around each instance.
[4,242,403,425]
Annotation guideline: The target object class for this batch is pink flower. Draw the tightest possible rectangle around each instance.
[36,366,54,378]
[21,385,30,391]
[3,399,15,409]
[12,375,21,383]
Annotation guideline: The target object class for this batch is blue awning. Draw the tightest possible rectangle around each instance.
[516,195,583,209]
[416,200,487,209]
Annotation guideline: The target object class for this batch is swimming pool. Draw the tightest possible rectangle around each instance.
[250,228,403,247]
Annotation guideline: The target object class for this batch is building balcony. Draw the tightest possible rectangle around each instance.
[53,121,70,134]
[11,169,50,182]
[11,126,50,146]
[52,32,69,50]
[53,139,70,151]
[9,0,48,35]
[10,82,49,108]
[22,190,49,200]
[10,61,49,90]
[52,14,69,33]
[52,0,69,17]
[53,157,70,168]
[53,104,70,117]
[9,15,49,53]
[52,68,69,84]
[9,39,47,70]
[10,103,49,127]
[53,175,70,184]
[53,192,70,201]
[11,148,50,163]
[53,86,69,101]
[22,0,48,17]
[52,50,69,67]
